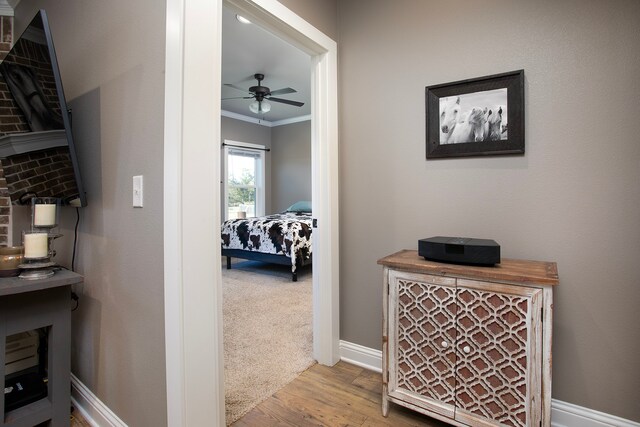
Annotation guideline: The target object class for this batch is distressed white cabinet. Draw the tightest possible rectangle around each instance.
[378,250,558,427]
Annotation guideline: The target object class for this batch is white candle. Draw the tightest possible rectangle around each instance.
[24,233,49,258]
[34,204,57,227]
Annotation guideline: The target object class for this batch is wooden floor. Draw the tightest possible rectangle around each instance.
[69,407,92,426]
[232,361,449,426]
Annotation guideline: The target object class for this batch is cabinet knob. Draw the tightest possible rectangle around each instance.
[441,341,448,348]
[463,345,471,354]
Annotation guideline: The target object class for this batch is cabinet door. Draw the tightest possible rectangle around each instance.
[388,270,457,418]
[454,279,543,427]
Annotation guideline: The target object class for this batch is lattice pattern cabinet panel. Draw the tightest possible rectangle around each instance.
[379,250,557,427]
[388,273,458,417]
[454,280,542,427]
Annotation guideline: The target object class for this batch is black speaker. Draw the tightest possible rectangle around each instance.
[418,236,500,266]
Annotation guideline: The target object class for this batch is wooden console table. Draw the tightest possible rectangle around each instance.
[0,269,83,427]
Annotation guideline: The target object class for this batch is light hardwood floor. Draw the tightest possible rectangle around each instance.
[70,407,92,426]
[232,361,449,426]
[70,362,448,426]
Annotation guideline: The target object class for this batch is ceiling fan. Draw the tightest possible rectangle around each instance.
[223,73,304,114]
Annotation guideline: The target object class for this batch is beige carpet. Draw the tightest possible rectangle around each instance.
[222,260,314,425]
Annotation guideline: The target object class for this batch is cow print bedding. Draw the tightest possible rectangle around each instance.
[221,212,312,272]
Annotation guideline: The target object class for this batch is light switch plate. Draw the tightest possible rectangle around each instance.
[133,175,143,207]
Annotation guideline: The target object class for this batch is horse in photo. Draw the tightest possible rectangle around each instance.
[439,96,461,144]
[450,106,487,144]
[485,106,505,141]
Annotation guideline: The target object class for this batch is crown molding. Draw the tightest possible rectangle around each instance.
[221,109,273,127]
[271,114,311,127]
[221,110,311,128]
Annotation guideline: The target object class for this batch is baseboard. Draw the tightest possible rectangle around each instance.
[338,340,639,427]
[71,373,128,427]
[339,340,382,373]
[551,400,640,427]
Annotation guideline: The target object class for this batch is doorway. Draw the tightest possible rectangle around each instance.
[163,0,339,425]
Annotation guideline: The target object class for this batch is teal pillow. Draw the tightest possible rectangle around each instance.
[286,201,312,213]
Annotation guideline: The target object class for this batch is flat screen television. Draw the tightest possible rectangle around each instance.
[0,9,86,207]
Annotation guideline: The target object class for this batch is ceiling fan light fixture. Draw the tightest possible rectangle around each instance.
[249,99,271,114]
[236,14,251,24]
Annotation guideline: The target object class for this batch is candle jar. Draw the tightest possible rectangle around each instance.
[23,230,50,260]
[19,231,55,280]
[31,197,60,229]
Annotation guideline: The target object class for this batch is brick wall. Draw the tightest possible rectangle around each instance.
[2,146,78,202]
[0,16,12,245]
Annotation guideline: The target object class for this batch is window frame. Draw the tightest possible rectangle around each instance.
[223,139,266,221]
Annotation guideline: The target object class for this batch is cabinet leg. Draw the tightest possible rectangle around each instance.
[226,256,231,269]
[382,385,389,417]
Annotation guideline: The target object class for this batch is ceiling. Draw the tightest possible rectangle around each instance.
[221,7,311,123]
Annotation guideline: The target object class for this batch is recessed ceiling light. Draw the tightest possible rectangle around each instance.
[236,14,251,24]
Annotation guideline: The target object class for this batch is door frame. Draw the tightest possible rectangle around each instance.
[163,0,339,425]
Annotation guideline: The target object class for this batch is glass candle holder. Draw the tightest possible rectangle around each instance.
[31,197,60,229]
[23,230,50,260]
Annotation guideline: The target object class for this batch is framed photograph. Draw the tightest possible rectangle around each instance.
[425,70,524,159]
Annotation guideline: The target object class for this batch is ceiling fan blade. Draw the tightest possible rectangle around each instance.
[222,96,253,100]
[224,83,251,93]
[268,97,304,107]
[269,87,297,96]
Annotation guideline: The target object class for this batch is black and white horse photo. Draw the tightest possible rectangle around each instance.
[439,88,508,144]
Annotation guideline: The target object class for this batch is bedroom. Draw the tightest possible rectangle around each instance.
[219,5,315,423]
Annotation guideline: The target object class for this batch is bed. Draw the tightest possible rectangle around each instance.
[221,202,313,281]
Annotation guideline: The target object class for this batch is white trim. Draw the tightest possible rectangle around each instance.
[163,0,225,426]
[70,374,128,427]
[163,0,186,425]
[551,401,640,427]
[221,109,273,127]
[271,114,311,127]
[164,0,339,425]
[339,340,382,373]
[221,109,311,127]
[338,340,640,427]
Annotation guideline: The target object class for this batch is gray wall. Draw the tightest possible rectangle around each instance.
[14,2,167,426]
[221,116,272,215]
[277,0,338,41]
[271,121,311,212]
[337,0,640,421]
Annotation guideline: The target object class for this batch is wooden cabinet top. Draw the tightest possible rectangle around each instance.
[0,269,84,297]
[378,249,559,286]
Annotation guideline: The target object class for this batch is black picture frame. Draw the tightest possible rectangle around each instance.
[426,70,524,159]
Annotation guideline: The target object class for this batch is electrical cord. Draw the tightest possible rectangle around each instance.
[71,207,80,311]
[71,207,80,272]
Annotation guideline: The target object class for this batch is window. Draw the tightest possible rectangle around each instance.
[223,141,265,220]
